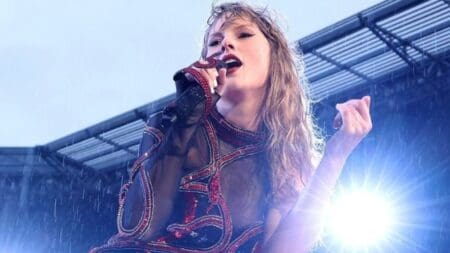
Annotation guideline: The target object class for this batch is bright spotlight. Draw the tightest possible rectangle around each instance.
[328,191,394,248]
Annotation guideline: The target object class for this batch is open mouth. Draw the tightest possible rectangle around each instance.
[221,55,243,70]
[224,58,242,69]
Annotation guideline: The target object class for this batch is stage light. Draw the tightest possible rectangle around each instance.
[328,190,395,248]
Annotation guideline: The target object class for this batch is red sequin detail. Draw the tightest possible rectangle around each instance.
[91,110,268,253]
[208,175,221,213]
[181,67,213,116]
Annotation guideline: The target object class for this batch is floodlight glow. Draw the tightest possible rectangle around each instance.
[328,191,394,247]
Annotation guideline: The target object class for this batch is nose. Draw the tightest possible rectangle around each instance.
[221,37,235,52]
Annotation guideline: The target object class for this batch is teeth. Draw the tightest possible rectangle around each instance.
[225,59,238,64]
[224,58,241,68]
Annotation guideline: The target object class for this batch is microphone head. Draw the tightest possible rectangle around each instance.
[215,60,227,71]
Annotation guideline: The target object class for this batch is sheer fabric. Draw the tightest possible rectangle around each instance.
[90,106,272,253]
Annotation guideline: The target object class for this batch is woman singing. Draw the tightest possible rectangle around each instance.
[90,2,372,252]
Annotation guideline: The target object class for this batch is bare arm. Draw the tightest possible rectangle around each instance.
[263,96,372,252]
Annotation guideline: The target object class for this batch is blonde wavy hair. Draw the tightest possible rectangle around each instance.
[201,2,324,204]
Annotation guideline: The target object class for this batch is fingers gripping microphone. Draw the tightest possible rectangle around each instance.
[160,59,226,131]
[215,60,227,71]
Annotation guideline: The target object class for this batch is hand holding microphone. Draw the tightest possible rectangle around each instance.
[164,57,227,129]
[182,56,227,95]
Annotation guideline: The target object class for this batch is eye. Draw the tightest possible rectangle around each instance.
[239,32,254,38]
[208,39,220,47]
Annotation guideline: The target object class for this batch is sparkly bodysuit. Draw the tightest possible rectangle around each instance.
[90,105,270,253]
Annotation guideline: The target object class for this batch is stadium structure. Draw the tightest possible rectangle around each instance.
[1,0,449,252]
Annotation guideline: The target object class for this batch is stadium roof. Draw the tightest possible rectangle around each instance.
[2,0,449,182]
[300,0,449,100]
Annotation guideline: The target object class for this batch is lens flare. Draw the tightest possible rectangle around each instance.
[328,191,395,248]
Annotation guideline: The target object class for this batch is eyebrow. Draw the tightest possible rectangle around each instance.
[209,24,255,39]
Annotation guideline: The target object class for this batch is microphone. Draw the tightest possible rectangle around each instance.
[215,59,227,71]
[174,58,226,83]
[161,59,225,131]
